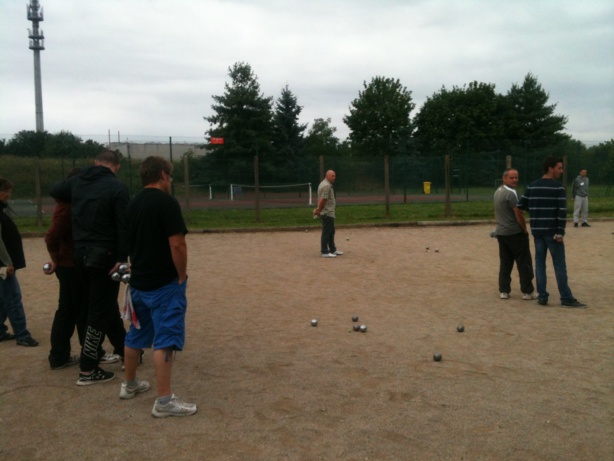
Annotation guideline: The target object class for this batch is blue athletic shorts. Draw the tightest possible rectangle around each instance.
[125,278,188,351]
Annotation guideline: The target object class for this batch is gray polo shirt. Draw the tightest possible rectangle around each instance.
[494,185,522,235]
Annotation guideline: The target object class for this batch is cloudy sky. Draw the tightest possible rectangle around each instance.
[1,0,612,146]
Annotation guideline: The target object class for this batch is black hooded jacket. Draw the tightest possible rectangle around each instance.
[49,165,129,261]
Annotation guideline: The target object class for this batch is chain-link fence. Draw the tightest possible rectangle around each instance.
[1,146,611,223]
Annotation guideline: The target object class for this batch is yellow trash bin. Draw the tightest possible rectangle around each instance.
[423,181,431,194]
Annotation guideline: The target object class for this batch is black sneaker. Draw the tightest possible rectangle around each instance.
[0,332,16,342]
[561,299,587,308]
[51,355,80,370]
[537,299,548,306]
[573,223,578,227]
[581,222,590,227]
[77,367,115,386]
[16,336,39,347]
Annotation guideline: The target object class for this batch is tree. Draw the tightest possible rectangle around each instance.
[413,81,507,156]
[2,130,105,158]
[504,73,569,148]
[344,76,414,156]
[203,62,274,183]
[270,85,307,181]
[304,118,339,159]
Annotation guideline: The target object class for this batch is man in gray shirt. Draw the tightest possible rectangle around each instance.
[494,168,536,300]
[572,168,590,227]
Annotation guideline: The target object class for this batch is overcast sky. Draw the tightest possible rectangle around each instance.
[1,0,613,146]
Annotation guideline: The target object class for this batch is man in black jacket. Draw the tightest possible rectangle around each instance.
[50,150,129,385]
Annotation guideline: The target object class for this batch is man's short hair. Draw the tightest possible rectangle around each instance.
[0,178,14,192]
[139,156,172,187]
[96,150,121,165]
[542,156,563,173]
[502,168,518,178]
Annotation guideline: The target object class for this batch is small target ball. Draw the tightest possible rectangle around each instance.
[360,325,367,333]
[456,325,464,333]
[433,352,442,362]
[311,319,318,327]
[435,249,439,253]
[425,246,429,250]
[111,272,121,282]
[346,237,349,241]
[352,323,360,332]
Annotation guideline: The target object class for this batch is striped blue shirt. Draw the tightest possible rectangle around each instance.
[516,178,567,236]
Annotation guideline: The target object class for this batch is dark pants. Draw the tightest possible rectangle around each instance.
[497,233,535,294]
[75,248,126,372]
[48,266,86,367]
[320,215,336,255]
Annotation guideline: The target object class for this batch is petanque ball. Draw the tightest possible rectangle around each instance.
[456,325,464,333]
[433,352,442,362]
[352,315,359,322]
[360,325,367,333]
[111,272,121,282]
[121,273,131,284]
[352,323,360,332]
[43,263,51,272]
[118,264,129,274]
[311,319,318,327]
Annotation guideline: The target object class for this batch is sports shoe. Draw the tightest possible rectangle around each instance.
[334,250,344,256]
[537,299,548,306]
[561,299,587,308]
[100,353,121,364]
[581,222,590,227]
[152,394,197,418]
[51,355,80,370]
[76,367,115,386]
[119,379,151,400]
[573,223,578,227]
[0,332,16,342]
[499,292,509,299]
[16,336,39,347]
[321,253,336,258]
[522,292,538,300]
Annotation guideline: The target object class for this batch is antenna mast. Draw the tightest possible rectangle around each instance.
[27,0,45,132]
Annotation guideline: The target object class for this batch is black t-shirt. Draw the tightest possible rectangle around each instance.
[127,188,187,291]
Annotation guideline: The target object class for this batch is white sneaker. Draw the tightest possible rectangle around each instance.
[100,353,121,364]
[152,394,197,418]
[522,292,538,300]
[119,379,151,400]
[334,250,344,256]
[500,292,509,299]
[321,253,336,258]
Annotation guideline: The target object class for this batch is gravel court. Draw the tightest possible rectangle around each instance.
[1,222,612,460]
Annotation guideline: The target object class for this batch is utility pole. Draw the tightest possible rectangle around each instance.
[28,0,45,132]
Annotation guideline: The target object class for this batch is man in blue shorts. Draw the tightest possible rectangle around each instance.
[120,156,196,417]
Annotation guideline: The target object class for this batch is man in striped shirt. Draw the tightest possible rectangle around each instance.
[516,157,587,308]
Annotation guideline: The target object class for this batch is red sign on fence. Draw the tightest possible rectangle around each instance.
[210,137,224,145]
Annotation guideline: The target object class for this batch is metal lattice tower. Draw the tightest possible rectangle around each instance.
[27,0,45,132]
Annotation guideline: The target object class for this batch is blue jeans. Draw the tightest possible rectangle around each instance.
[533,234,574,303]
[0,274,32,340]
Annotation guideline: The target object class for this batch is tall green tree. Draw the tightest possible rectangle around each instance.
[270,85,307,181]
[2,130,105,158]
[304,118,339,159]
[504,73,569,148]
[344,76,414,156]
[413,81,507,156]
[203,62,274,183]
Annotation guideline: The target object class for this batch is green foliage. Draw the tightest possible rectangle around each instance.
[344,76,415,156]
[270,85,308,182]
[305,118,339,159]
[202,62,275,184]
[1,130,106,159]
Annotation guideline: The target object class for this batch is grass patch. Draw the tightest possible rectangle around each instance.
[14,197,613,233]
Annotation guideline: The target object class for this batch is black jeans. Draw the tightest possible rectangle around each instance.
[320,215,336,254]
[75,247,126,372]
[48,266,86,367]
[497,233,535,294]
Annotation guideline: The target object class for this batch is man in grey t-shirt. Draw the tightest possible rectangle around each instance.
[494,169,535,300]
[572,168,590,227]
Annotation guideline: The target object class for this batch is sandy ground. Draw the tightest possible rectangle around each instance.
[1,222,613,461]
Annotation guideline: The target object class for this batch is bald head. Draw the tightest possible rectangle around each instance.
[325,170,336,183]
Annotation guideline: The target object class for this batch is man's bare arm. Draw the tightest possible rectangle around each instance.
[169,234,188,283]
